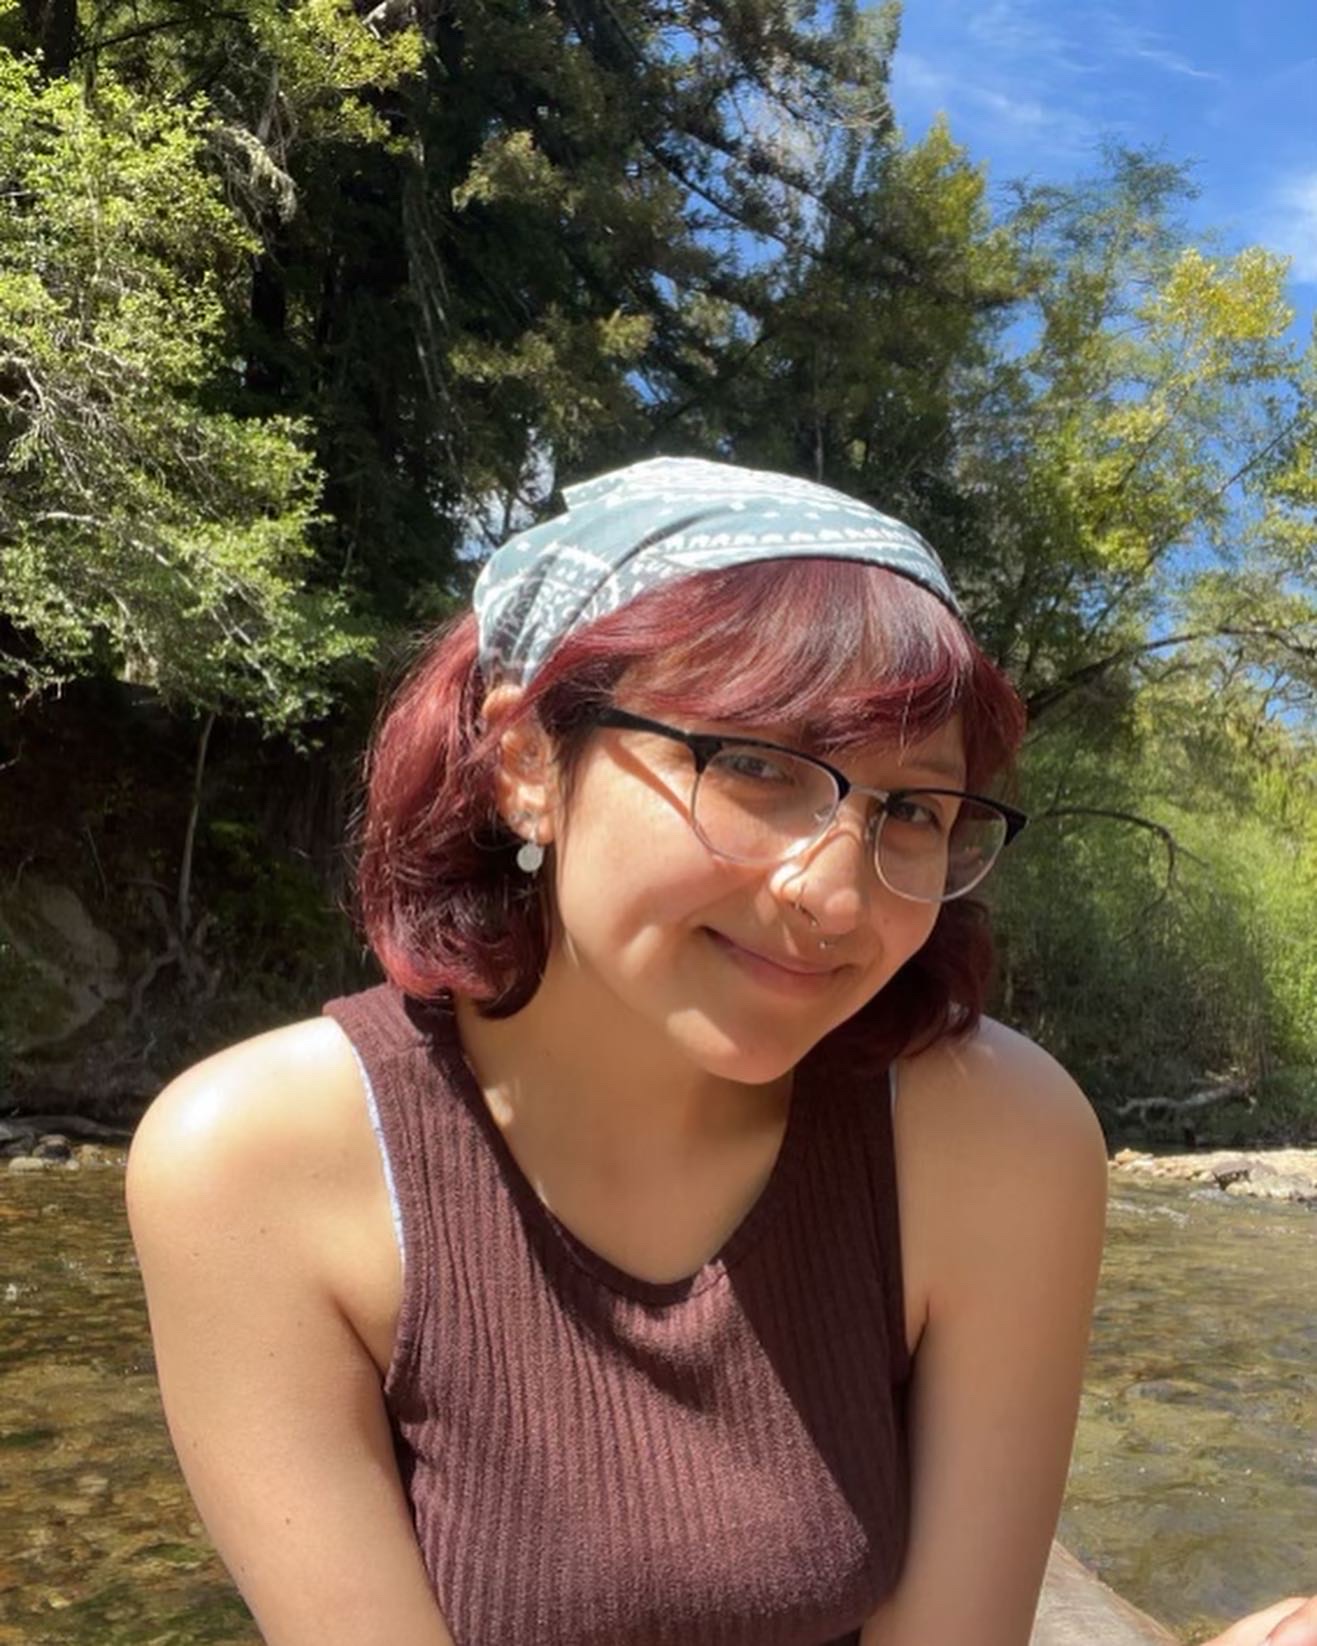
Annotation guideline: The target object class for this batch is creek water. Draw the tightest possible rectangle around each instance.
[1,1164,1314,1646]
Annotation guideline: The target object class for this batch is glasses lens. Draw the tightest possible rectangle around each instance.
[693,747,838,862]
[877,794,1008,902]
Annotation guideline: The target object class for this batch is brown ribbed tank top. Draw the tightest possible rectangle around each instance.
[324,983,911,1646]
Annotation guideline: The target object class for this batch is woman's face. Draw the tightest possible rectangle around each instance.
[535,704,966,1087]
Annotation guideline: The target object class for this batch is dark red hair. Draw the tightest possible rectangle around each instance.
[356,559,1026,1066]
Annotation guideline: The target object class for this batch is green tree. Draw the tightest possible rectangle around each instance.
[54,0,1017,625]
[0,46,369,730]
[958,152,1315,730]
[2,0,1314,1125]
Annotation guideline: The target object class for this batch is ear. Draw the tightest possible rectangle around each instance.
[483,684,558,843]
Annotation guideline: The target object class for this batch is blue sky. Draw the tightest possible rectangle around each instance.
[887,0,1317,339]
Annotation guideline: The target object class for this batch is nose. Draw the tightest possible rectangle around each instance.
[769,800,876,937]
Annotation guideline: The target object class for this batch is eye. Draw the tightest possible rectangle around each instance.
[716,749,800,785]
[883,793,951,832]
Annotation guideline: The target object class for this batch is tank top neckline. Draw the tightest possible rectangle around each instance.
[422,1002,823,1308]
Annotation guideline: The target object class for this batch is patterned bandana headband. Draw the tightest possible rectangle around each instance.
[473,456,963,684]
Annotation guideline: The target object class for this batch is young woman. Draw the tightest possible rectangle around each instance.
[127,459,1316,1646]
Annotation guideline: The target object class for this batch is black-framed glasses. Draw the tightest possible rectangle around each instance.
[591,707,1028,904]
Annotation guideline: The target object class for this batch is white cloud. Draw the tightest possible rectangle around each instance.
[889,0,1237,175]
[1263,173,1317,284]
[971,85,1068,134]
[964,0,1072,64]
[895,50,1058,133]
[1128,46,1220,82]
[891,43,1097,159]
[890,1,1116,163]
[1095,12,1222,82]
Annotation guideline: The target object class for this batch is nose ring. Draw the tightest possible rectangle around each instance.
[793,892,837,951]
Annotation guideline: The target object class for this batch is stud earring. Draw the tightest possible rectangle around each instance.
[516,838,545,875]
[509,811,545,875]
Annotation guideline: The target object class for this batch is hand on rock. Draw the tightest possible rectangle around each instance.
[1203,1595,1317,1646]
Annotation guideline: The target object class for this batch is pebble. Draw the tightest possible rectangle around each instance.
[74,1144,117,1166]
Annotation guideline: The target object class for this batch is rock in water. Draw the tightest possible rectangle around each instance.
[1032,1543,1177,1645]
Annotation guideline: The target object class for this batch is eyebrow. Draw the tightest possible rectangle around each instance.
[798,739,969,789]
[778,721,967,786]
[690,715,968,787]
[890,758,969,787]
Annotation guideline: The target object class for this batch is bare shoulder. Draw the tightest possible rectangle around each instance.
[127,1013,401,1375]
[129,1016,365,1186]
[861,1021,1110,1640]
[124,1020,448,1644]
[897,1014,1105,1162]
[126,1015,385,1290]
[893,1017,1109,1354]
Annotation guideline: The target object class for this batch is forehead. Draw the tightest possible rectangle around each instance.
[800,711,967,782]
[878,714,966,780]
[678,708,967,782]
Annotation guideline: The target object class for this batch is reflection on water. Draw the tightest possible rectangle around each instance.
[0,1165,259,1646]
[1,1166,1314,1643]
[1062,1182,1317,1644]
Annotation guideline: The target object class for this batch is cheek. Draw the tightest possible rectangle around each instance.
[852,901,939,1001]
[548,767,727,947]
[885,902,941,972]
[910,901,942,949]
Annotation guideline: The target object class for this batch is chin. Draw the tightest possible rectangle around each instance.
[667,1015,826,1087]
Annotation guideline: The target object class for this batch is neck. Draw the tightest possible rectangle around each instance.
[453,946,792,1163]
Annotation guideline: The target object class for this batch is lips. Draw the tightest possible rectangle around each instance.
[705,928,842,981]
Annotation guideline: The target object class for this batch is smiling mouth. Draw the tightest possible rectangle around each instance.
[705,929,842,980]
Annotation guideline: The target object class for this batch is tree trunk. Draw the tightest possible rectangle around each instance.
[177,711,215,942]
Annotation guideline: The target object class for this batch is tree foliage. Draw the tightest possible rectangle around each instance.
[0,0,1313,1111]
[939,154,1315,724]
[0,42,369,727]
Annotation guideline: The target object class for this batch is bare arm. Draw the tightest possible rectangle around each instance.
[861,1021,1109,1646]
[126,1020,455,1646]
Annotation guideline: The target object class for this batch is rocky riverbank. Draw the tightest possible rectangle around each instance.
[1111,1146,1317,1206]
[2,1118,128,1172]
[10,1129,1317,1210]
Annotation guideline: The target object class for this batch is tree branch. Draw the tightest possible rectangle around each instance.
[1033,803,1207,898]
[75,9,246,57]
[1025,622,1316,722]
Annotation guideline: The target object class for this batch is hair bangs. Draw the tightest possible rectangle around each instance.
[549,559,978,755]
